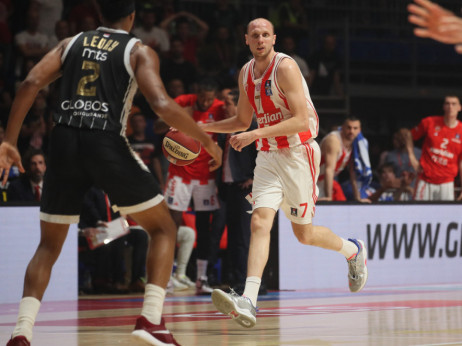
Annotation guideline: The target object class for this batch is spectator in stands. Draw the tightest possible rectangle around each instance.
[162,78,225,295]
[270,0,309,40]
[408,0,462,54]
[0,49,13,126]
[308,34,344,97]
[279,35,310,84]
[48,19,70,48]
[369,162,414,202]
[34,0,63,38]
[78,186,149,294]
[401,95,462,201]
[198,25,237,80]
[7,148,45,202]
[166,78,185,99]
[132,5,170,57]
[18,89,48,154]
[67,0,99,35]
[204,0,244,46]
[317,116,371,202]
[160,11,209,66]
[379,128,421,180]
[14,8,50,78]
[160,36,197,93]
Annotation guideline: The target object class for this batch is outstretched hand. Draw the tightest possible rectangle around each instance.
[0,142,25,185]
[408,0,462,53]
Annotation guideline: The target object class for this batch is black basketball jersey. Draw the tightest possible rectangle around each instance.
[54,27,140,134]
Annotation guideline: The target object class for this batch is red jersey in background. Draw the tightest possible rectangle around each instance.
[168,94,225,183]
[411,116,462,184]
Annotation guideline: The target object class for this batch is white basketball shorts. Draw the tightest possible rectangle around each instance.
[414,179,454,201]
[164,175,219,211]
[250,139,320,224]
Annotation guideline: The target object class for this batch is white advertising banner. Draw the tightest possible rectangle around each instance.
[0,207,78,303]
[279,204,462,290]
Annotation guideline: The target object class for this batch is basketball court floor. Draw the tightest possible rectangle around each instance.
[1,283,461,345]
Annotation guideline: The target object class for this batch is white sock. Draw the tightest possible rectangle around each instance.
[338,238,359,259]
[243,276,261,307]
[141,284,166,325]
[196,259,208,280]
[12,297,41,342]
[176,226,195,277]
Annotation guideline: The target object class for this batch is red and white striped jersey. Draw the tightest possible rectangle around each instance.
[243,52,319,151]
[318,130,352,182]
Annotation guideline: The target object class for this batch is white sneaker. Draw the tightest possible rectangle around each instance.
[196,276,213,295]
[170,275,188,291]
[212,288,256,328]
[174,274,195,288]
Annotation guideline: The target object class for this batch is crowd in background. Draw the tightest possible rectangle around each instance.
[1,0,461,294]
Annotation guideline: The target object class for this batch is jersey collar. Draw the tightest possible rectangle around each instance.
[97,26,129,35]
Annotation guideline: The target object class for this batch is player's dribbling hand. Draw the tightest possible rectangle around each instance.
[203,140,222,171]
[0,142,25,185]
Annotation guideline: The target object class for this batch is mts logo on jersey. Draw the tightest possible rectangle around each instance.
[257,110,283,126]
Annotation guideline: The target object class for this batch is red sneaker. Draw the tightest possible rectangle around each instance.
[6,336,30,346]
[132,316,180,346]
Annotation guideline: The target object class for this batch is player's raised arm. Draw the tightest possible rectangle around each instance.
[132,43,222,170]
[0,39,68,184]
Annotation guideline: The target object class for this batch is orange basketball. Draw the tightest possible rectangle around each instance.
[162,130,201,166]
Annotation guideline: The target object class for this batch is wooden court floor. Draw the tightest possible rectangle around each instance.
[1,283,462,346]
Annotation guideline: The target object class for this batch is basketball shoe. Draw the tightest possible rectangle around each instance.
[211,288,256,328]
[173,274,195,288]
[132,316,180,346]
[347,238,368,293]
[169,275,188,291]
[195,276,213,295]
[6,336,30,346]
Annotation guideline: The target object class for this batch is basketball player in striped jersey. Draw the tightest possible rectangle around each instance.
[201,18,368,328]
[317,116,365,201]
[0,0,221,345]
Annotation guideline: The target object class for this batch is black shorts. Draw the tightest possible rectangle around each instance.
[40,125,162,223]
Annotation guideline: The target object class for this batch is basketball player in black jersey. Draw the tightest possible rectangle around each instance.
[0,1,221,345]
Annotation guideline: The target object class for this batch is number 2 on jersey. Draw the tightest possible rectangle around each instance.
[77,60,100,96]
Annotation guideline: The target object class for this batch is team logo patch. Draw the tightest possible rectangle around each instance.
[290,207,298,216]
[167,196,173,204]
[204,199,210,206]
[265,80,272,96]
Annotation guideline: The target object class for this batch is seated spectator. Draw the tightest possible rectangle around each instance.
[48,19,70,48]
[18,89,48,153]
[369,162,414,201]
[379,129,421,181]
[160,36,197,93]
[198,25,237,80]
[203,0,244,46]
[166,78,185,99]
[67,0,99,35]
[131,5,170,57]
[35,0,63,38]
[160,11,209,66]
[7,148,46,202]
[14,8,50,78]
[308,34,344,97]
[270,0,309,40]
